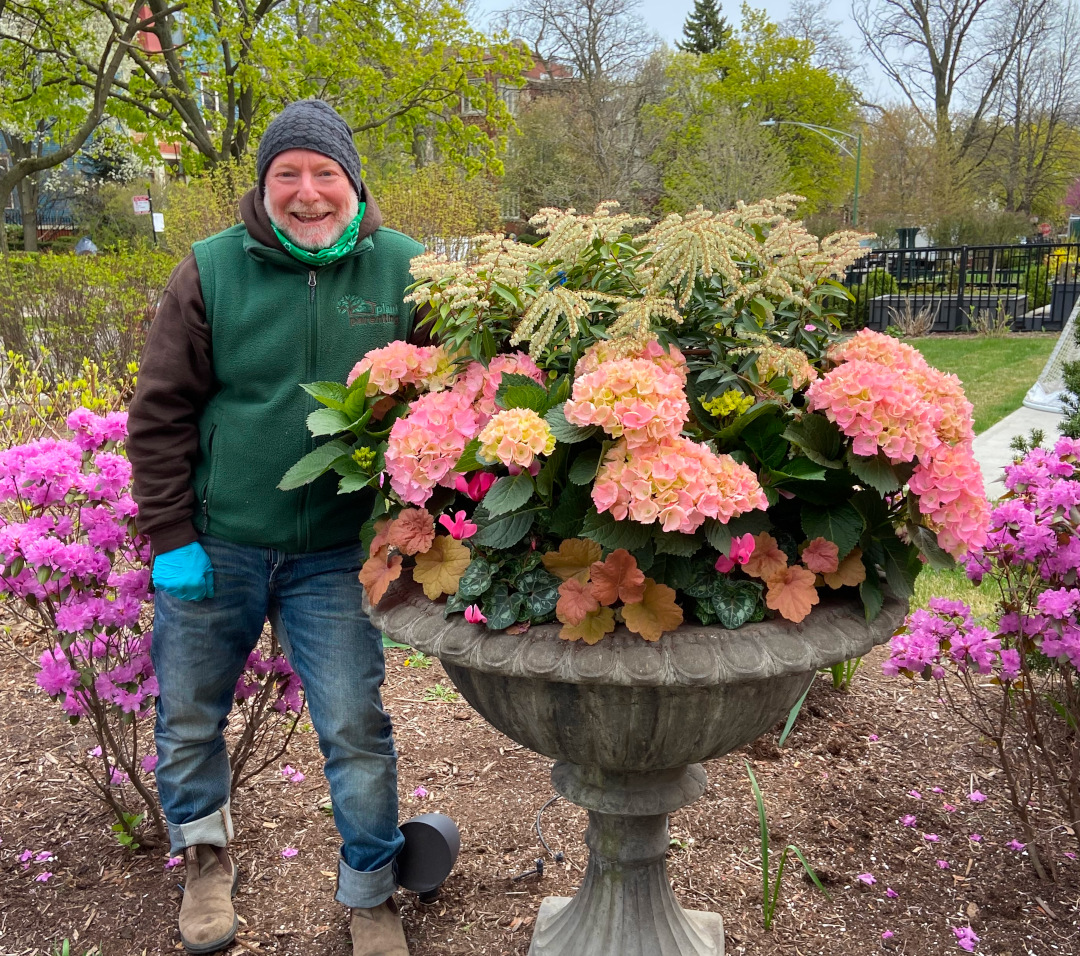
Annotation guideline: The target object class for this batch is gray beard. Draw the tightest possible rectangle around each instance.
[267,191,359,251]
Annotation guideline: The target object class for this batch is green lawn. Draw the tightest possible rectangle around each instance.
[907,333,1059,434]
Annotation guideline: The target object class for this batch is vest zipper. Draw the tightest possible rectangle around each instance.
[299,269,318,551]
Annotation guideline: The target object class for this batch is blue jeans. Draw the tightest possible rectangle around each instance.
[151,534,402,909]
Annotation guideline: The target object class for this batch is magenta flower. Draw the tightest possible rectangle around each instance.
[34,872,53,882]
[164,856,183,869]
[464,605,487,625]
[969,833,983,843]
[856,872,876,885]
[18,849,32,864]
[885,887,898,899]
[714,533,756,573]
[942,802,956,812]
[438,510,478,540]
[1007,839,1026,851]
[454,471,497,502]
[868,733,879,741]
[908,790,922,799]
[952,925,979,952]
[881,929,894,939]
[936,859,950,869]
[968,790,986,803]
[931,787,943,794]
[281,847,298,859]
[290,771,305,783]
[34,851,53,863]
[900,814,917,827]
[412,786,429,799]
[140,754,158,774]
[923,833,940,842]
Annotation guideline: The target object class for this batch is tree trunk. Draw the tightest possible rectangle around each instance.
[18,176,38,253]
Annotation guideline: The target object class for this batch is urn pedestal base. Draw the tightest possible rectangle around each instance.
[531,898,724,956]
[526,762,723,956]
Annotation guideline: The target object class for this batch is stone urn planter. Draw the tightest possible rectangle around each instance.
[370,575,907,956]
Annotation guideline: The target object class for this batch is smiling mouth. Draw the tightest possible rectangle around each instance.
[290,211,331,224]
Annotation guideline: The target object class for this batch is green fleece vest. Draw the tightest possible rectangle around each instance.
[191,224,423,552]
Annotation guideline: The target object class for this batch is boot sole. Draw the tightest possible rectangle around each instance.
[180,866,240,954]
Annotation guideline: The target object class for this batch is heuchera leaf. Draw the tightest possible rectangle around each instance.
[556,579,600,625]
[589,549,646,606]
[822,547,868,589]
[542,538,602,583]
[559,606,616,644]
[744,532,788,584]
[358,547,402,606]
[411,536,472,600]
[622,578,684,641]
[765,566,820,623]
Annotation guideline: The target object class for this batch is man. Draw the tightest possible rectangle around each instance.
[127,99,424,956]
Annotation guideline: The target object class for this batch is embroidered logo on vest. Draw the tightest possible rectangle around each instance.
[338,294,399,325]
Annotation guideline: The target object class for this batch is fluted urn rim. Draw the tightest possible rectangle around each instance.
[367,574,908,689]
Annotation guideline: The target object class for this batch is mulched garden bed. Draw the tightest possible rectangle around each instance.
[2,617,1078,956]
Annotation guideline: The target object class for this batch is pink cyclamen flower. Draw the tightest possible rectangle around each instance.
[856,872,876,885]
[34,872,52,882]
[281,847,298,859]
[936,859,950,869]
[885,887,898,899]
[454,470,497,502]
[464,605,487,625]
[952,925,979,952]
[412,786,429,799]
[1007,839,1026,851]
[714,533,756,573]
[968,790,987,803]
[438,510,478,540]
[900,815,917,827]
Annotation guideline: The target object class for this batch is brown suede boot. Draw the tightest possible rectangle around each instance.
[179,845,239,954]
[349,896,410,955]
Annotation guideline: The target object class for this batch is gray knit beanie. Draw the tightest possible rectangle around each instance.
[256,99,362,197]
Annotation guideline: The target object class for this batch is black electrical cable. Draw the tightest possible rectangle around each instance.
[535,794,565,863]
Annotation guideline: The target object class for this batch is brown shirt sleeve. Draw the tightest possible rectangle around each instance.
[126,254,215,555]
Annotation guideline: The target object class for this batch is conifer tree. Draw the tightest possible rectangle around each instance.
[677,0,732,55]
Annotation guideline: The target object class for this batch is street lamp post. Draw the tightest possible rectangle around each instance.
[760,119,862,227]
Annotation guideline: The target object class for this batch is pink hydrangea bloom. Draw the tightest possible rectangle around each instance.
[346,342,454,395]
[384,390,480,505]
[575,337,687,382]
[592,438,768,534]
[451,353,545,426]
[908,442,989,558]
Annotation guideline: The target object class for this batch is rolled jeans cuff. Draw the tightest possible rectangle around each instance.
[335,854,398,909]
[166,798,235,857]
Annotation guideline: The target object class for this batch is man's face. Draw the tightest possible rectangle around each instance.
[264,149,358,251]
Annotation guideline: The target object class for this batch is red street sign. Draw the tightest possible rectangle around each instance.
[132,196,151,214]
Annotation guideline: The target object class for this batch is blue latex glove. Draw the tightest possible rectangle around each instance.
[153,542,215,601]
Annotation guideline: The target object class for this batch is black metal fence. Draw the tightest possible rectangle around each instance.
[4,207,75,235]
[844,242,1080,333]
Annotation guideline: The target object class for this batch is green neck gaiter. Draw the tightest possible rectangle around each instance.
[272,202,366,266]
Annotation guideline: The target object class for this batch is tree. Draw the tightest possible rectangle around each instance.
[781,0,863,89]
[52,1,529,173]
[656,8,859,213]
[499,0,664,212]
[0,1,152,253]
[676,0,732,55]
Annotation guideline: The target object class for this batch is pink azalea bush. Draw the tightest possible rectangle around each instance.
[885,438,1080,877]
[0,410,305,846]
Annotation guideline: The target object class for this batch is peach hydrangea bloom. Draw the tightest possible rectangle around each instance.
[576,337,687,382]
[828,329,928,371]
[805,359,943,463]
[917,366,975,445]
[384,390,479,506]
[908,441,990,558]
[565,359,689,448]
[347,342,453,396]
[477,407,557,469]
[591,437,768,534]
[452,352,545,426]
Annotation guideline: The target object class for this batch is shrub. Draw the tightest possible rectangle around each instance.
[969,305,1013,337]
[1060,359,1080,439]
[1022,263,1053,311]
[0,251,176,384]
[0,411,307,848]
[162,159,252,256]
[885,438,1080,879]
[845,267,899,328]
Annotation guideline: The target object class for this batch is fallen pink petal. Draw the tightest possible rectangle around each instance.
[885,887,898,899]
[923,833,941,842]
[413,786,429,798]
[969,833,983,843]
[908,790,922,799]
[34,872,52,882]
[290,771,305,783]
[942,803,956,812]
[856,872,876,885]
[881,930,894,939]
[952,925,979,952]
[164,856,183,870]
[281,847,299,859]
[968,790,987,803]
[936,859,950,869]
[900,814,917,827]
[1007,839,1026,851]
